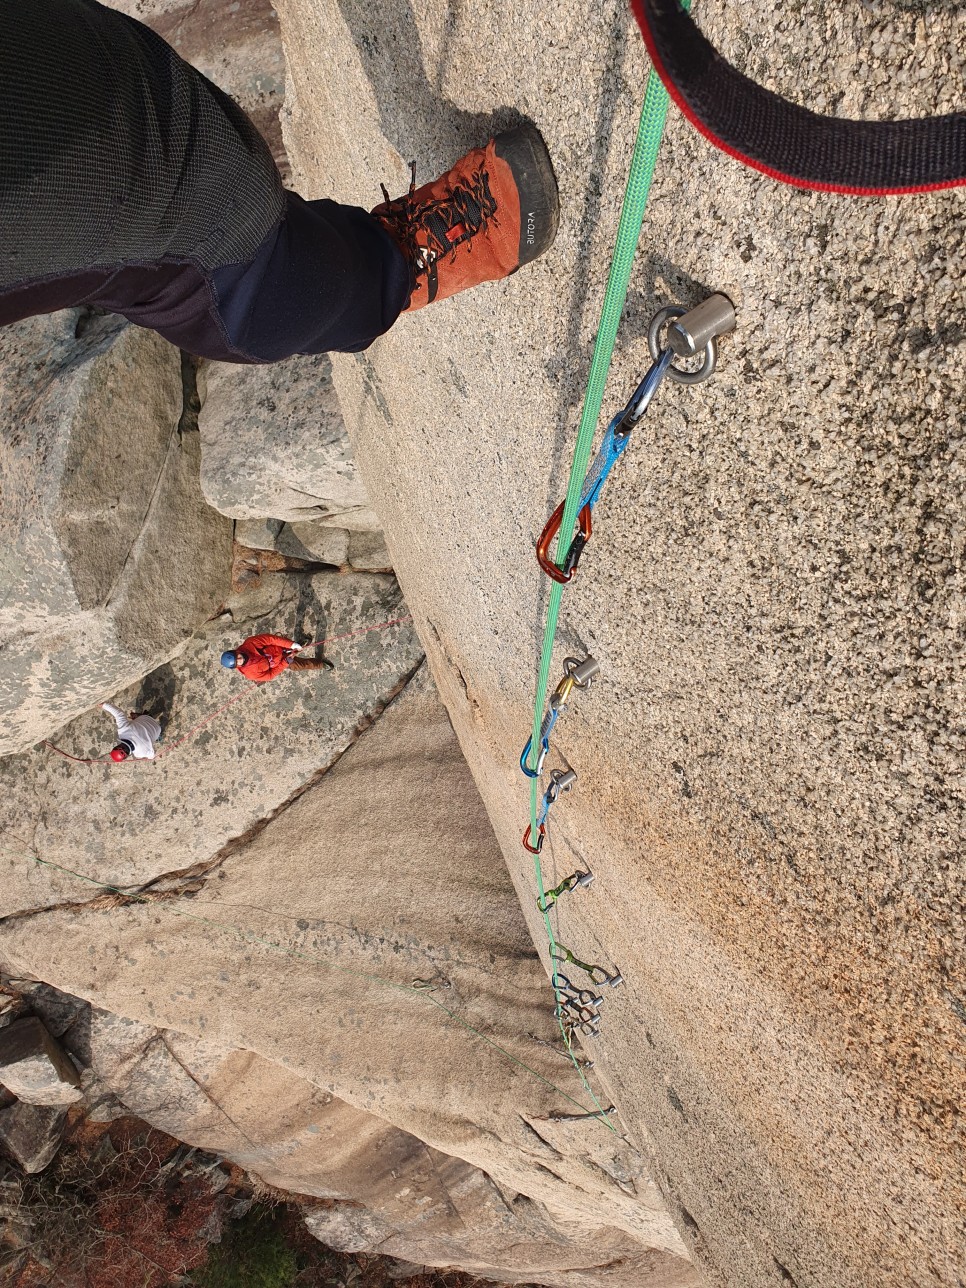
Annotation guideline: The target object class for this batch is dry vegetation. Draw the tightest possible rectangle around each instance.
[1,1115,510,1288]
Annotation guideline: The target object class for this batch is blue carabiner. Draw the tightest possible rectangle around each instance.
[519,705,559,777]
[520,734,549,778]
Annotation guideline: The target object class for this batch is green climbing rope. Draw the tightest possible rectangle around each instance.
[526,10,687,1119]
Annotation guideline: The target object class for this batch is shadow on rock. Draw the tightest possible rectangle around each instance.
[134,662,179,726]
[336,0,523,169]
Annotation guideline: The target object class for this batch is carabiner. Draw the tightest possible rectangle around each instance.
[550,672,577,712]
[537,861,591,913]
[551,943,623,988]
[523,821,546,854]
[536,500,593,584]
[520,735,548,779]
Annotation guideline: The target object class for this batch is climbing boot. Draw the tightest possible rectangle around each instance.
[371,124,560,311]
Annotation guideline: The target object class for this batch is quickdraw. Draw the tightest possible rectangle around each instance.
[551,943,623,989]
[523,769,578,855]
[536,864,593,911]
[520,655,599,779]
[537,295,735,585]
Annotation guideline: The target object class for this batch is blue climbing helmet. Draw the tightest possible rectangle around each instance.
[220,650,238,669]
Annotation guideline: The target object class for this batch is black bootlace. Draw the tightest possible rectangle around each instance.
[379,162,498,274]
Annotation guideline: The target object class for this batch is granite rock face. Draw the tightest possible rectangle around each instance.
[0,672,695,1288]
[106,0,289,180]
[0,570,419,919]
[79,1006,696,1287]
[273,2,966,1286]
[0,311,233,757]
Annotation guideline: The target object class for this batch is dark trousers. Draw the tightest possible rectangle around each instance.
[0,0,410,363]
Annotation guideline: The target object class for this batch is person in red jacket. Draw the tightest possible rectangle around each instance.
[220,635,329,682]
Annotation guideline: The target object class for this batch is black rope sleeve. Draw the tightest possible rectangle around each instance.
[631,0,966,195]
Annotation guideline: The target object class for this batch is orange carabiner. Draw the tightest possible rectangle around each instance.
[536,501,593,584]
[522,822,546,854]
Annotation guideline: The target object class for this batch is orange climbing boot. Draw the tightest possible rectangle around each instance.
[371,124,559,311]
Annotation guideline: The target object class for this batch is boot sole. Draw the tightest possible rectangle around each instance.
[494,125,560,268]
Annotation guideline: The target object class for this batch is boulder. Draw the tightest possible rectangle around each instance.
[0,570,420,918]
[234,519,286,553]
[273,2,966,1286]
[0,1101,66,1173]
[2,980,89,1041]
[198,354,378,528]
[275,521,351,567]
[237,520,391,572]
[347,530,392,572]
[0,311,233,756]
[0,1018,82,1107]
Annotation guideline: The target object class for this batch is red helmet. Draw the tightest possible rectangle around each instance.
[110,746,129,763]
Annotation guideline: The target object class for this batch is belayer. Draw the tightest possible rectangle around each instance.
[0,0,559,364]
[101,703,163,762]
[221,635,330,683]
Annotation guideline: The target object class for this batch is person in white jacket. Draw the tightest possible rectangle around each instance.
[101,704,163,762]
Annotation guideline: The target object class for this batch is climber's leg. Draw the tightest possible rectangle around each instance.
[289,656,334,673]
[0,0,409,363]
[0,0,557,365]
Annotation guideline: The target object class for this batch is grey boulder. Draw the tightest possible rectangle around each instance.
[198,353,379,528]
[0,311,233,756]
[0,1017,82,1107]
[0,1101,66,1173]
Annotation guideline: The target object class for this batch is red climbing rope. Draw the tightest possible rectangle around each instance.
[299,614,413,651]
[42,614,413,767]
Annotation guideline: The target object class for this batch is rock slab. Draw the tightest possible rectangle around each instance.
[273,1,966,1286]
[0,671,695,1287]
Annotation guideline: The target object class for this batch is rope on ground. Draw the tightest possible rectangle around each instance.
[523,7,688,1129]
[1,841,610,1122]
[41,615,413,767]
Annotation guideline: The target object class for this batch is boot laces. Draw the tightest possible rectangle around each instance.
[379,161,498,276]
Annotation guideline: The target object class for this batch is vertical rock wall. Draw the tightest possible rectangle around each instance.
[272,2,966,1286]
[0,312,232,754]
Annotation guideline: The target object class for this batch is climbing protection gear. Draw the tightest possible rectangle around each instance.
[371,125,560,311]
[536,350,671,582]
[539,294,735,584]
[525,769,580,858]
[537,866,593,914]
[5,838,608,1128]
[220,651,238,669]
[523,15,733,1125]
[551,944,624,990]
[520,655,599,778]
[525,294,734,1034]
[631,0,966,195]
